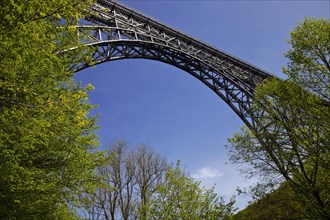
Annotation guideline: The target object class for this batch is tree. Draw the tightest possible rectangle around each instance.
[134,144,168,220]
[284,18,330,102]
[226,18,330,219]
[147,162,236,220]
[80,141,237,220]
[79,140,168,220]
[0,0,107,218]
[101,140,137,220]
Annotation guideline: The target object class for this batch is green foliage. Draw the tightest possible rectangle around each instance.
[226,18,330,219]
[0,0,108,219]
[228,78,330,219]
[234,182,306,220]
[80,142,236,220]
[147,162,236,220]
[284,17,330,102]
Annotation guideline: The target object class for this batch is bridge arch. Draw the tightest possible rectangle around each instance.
[71,0,277,133]
[75,40,255,128]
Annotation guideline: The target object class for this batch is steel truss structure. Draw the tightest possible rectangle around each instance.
[71,0,278,133]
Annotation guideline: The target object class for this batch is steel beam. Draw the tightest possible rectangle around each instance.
[71,0,280,133]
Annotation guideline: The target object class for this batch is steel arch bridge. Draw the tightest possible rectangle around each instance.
[71,0,279,133]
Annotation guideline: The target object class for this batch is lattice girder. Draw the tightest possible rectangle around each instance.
[71,0,280,132]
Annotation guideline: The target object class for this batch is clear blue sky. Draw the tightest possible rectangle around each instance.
[75,0,329,209]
